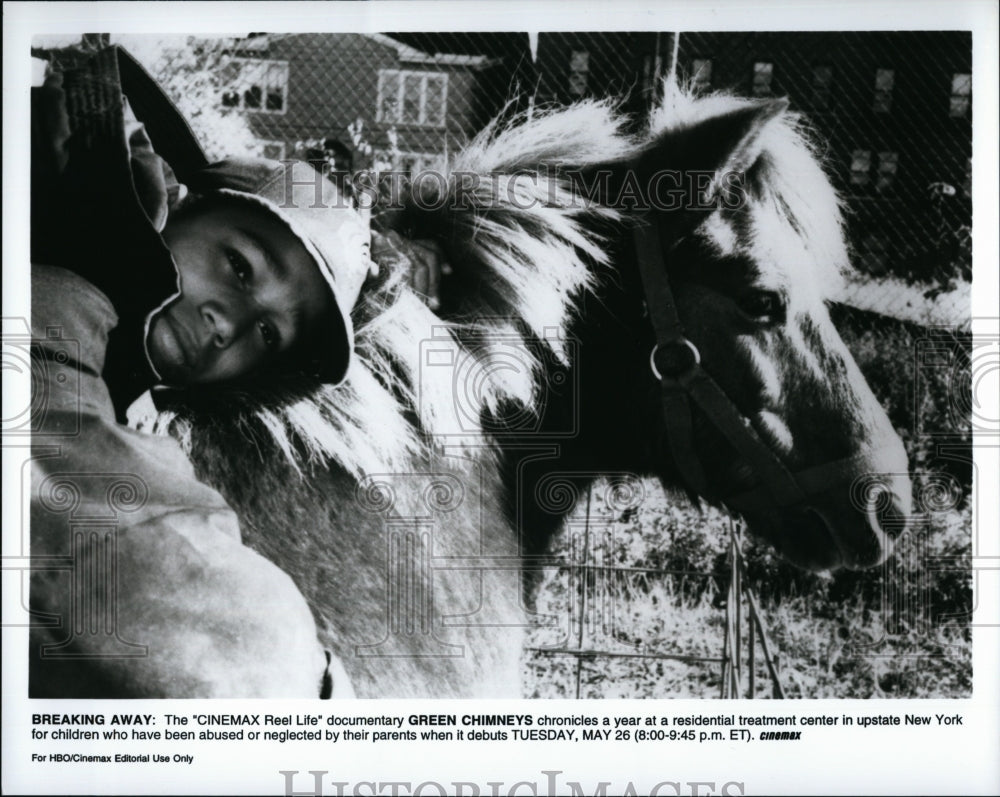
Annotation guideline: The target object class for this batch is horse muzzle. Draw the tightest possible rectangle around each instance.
[807,468,913,570]
[728,449,913,572]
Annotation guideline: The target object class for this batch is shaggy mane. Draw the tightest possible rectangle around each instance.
[654,77,849,295]
[138,100,633,478]
[137,83,846,479]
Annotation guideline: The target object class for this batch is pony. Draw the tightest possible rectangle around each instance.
[142,81,913,697]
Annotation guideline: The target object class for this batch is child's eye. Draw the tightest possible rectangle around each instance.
[227,250,252,283]
[258,320,279,349]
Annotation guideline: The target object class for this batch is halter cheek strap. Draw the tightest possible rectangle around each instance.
[632,214,857,512]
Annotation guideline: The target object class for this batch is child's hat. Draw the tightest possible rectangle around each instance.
[188,157,372,385]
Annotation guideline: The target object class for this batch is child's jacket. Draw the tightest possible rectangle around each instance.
[31,44,208,412]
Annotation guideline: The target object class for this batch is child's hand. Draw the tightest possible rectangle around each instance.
[32,68,72,175]
[374,230,451,311]
[407,237,450,311]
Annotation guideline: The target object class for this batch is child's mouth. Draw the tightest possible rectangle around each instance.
[148,311,195,380]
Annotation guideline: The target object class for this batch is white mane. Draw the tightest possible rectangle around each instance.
[141,84,847,480]
[655,77,849,294]
[141,99,633,478]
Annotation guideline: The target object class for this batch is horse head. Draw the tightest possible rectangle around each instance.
[364,87,913,573]
[609,86,913,570]
[149,85,915,597]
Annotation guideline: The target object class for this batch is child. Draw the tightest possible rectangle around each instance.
[140,156,375,394]
[32,43,441,413]
[29,42,387,698]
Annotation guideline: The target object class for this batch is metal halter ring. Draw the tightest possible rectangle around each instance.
[649,338,701,381]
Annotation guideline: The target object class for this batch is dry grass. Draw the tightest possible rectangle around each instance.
[523,312,972,699]
[523,484,971,699]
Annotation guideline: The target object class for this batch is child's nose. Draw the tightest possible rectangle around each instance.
[202,299,254,348]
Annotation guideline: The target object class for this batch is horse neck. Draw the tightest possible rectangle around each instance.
[492,237,666,554]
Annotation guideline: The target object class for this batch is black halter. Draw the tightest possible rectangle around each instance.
[632,213,865,515]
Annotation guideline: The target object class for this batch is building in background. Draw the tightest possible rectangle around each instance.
[670,31,972,280]
[531,32,663,123]
[220,30,970,283]
[223,33,496,174]
[527,30,971,282]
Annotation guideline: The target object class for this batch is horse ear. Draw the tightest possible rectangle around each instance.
[639,97,789,178]
[576,98,789,211]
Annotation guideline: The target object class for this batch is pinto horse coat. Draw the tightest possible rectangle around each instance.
[127,83,910,697]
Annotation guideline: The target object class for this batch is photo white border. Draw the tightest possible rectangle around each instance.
[4,2,998,795]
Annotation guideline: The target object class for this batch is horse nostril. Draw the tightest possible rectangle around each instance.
[866,487,911,540]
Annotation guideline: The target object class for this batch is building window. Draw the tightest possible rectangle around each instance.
[692,58,713,93]
[220,59,289,114]
[373,149,445,174]
[401,151,446,174]
[569,50,590,97]
[949,72,971,117]
[963,156,972,198]
[377,70,448,127]
[811,65,833,108]
[261,140,286,160]
[752,62,773,96]
[876,151,899,191]
[873,68,894,113]
[850,149,871,186]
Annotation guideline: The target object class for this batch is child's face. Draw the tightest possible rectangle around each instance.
[147,199,333,385]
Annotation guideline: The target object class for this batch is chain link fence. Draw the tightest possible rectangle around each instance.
[74,30,973,327]
[31,30,971,326]
[523,493,787,700]
[674,31,972,328]
[33,31,974,698]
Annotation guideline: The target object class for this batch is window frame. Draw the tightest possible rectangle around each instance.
[568,50,590,97]
[752,61,774,96]
[376,69,450,128]
[692,58,713,93]
[849,149,872,186]
[219,58,290,116]
[873,67,895,113]
[949,72,972,118]
[875,150,899,192]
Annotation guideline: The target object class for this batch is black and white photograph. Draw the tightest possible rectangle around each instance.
[3,2,998,795]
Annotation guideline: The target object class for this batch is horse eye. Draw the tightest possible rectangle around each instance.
[740,290,785,323]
